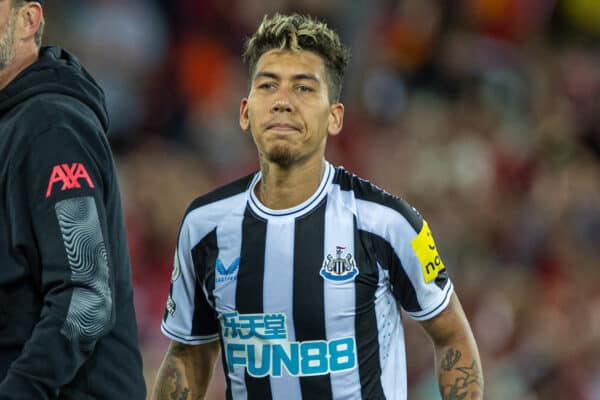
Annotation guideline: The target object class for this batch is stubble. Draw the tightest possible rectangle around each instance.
[0,10,17,72]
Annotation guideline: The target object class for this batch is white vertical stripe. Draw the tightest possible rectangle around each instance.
[214,201,246,400]
[209,194,247,400]
[212,210,244,315]
[263,220,303,400]
[323,192,361,399]
[197,193,246,314]
[230,367,248,400]
[375,264,407,400]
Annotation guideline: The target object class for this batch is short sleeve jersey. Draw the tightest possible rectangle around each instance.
[161,163,453,400]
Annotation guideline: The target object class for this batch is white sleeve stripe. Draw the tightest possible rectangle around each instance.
[161,322,220,345]
[407,281,453,321]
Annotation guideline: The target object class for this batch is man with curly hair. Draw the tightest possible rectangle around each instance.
[153,13,482,400]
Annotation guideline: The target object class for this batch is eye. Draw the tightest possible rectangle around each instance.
[258,82,275,90]
[297,85,314,93]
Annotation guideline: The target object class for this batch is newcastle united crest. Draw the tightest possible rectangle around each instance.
[320,246,359,282]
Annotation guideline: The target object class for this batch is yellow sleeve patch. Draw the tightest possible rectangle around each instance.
[410,221,445,283]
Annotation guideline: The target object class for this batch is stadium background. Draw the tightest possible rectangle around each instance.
[42,0,600,398]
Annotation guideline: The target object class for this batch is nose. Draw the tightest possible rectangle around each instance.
[271,99,293,113]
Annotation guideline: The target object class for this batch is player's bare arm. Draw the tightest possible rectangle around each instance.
[151,340,220,400]
[419,293,484,400]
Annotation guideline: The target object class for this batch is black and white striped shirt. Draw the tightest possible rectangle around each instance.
[162,162,453,400]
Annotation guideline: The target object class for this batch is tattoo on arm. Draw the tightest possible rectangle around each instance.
[157,364,190,400]
[441,348,462,371]
[440,348,483,400]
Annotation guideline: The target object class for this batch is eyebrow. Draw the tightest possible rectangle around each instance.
[254,71,320,83]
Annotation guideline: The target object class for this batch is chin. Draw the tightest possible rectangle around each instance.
[266,144,297,167]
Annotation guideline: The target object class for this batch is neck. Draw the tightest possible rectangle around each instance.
[255,157,326,210]
[0,47,38,91]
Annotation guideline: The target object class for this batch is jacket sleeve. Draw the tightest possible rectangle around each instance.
[0,122,117,398]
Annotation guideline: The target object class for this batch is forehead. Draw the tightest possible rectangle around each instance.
[254,49,326,79]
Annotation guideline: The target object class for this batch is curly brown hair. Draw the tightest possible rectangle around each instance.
[242,13,351,103]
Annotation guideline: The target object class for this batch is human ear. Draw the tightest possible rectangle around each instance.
[327,103,344,136]
[240,98,250,131]
[16,2,43,42]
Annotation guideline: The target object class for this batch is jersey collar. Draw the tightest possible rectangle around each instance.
[248,162,334,220]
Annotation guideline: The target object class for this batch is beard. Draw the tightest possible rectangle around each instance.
[265,143,297,167]
[0,11,17,72]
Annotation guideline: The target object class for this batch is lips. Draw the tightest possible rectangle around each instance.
[266,122,300,132]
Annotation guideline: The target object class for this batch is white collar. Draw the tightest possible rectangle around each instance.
[248,162,334,220]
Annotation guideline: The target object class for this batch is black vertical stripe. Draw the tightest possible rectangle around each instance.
[191,229,219,336]
[355,228,386,399]
[236,206,272,399]
[367,232,421,312]
[293,199,333,399]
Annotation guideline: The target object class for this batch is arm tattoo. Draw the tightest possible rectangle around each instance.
[441,349,483,400]
[157,365,190,400]
[441,348,462,371]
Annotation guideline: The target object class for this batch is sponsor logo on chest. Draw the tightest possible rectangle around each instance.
[216,257,240,283]
[221,311,357,377]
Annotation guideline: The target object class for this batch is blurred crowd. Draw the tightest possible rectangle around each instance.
[43,0,600,398]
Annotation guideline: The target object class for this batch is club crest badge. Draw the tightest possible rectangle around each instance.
[320,246,359,282]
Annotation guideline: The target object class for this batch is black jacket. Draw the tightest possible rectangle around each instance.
[0,47,146,399]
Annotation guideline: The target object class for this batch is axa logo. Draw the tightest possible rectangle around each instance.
[216,257,240,283]
[46,163,95,198]
[320,246,358,282]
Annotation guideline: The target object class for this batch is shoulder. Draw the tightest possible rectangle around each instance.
[21,93,99,130]
[11,93,107,159]
[182,173,256,223]
[176,173,255,248]
[332,165,423,233]
[5,94,112,174]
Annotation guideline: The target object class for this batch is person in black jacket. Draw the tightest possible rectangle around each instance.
[0,1,146,399]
